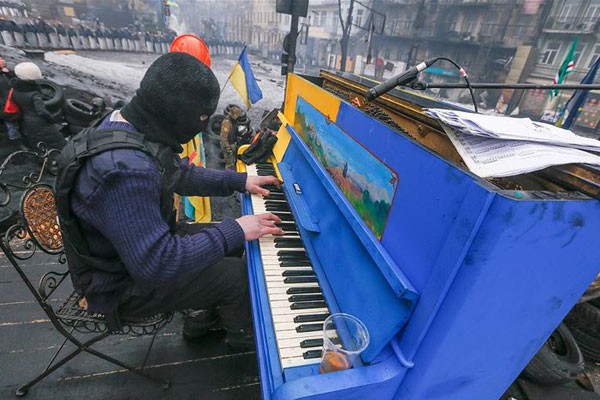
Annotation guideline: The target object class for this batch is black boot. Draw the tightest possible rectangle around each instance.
[226,327,255,353]
[182,309,220,341]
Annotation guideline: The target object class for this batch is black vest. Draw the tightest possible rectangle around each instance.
[54,126,181,297]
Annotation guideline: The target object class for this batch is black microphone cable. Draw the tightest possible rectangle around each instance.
[425,57,478,113]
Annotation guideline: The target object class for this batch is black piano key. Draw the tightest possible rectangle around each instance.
[273,213,294,221]
[275,237,302,242]
[282,269,315,277]
[284,276,318,284]
[294,313,329,323]
[256,167,276,172]
[275,241,304,248]
[277,255,308,261]
[291,301,327,309]
[276,222,296,228]
[278,254,309,261]
[287,287,322,294]
[288,294,324,302]
[275,239,304,247]
[279,258,309,264]
[300,338,324,348]
[280,260,312,267]
[296,323,324,333]
[278,250,307,257]
[303,350,323,359]
[266,202,289,208]
[267,205,290,212]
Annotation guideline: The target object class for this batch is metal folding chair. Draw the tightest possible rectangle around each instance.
[0,144,173,397]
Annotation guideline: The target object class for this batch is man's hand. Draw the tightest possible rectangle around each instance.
[236,213,284,240]
[246,175,282,197]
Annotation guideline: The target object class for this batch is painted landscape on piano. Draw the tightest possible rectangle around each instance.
[293,96,398,239]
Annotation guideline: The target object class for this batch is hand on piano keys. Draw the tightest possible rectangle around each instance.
[245,174,283,197]
[236,213,285,240]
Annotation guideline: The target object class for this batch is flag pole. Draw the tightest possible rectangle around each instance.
[220,44,247,94]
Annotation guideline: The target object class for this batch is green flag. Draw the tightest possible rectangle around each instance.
[550,37,578,98]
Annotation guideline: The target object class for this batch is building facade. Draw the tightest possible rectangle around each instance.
[520,0,600,134]
[371,0,550,106]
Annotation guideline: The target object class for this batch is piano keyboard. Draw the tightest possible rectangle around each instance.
[246,162,331,369]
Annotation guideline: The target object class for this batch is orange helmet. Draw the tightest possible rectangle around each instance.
[170,34,211,67]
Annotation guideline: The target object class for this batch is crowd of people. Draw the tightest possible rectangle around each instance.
[0,17,245,56]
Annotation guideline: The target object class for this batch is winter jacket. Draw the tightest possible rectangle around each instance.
[10,79,65,149]
[67,117,247,314]
[0,70,16,121]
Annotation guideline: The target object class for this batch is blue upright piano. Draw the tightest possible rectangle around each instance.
[237,73,600,400]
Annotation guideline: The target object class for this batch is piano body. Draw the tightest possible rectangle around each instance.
[237,73,600,400]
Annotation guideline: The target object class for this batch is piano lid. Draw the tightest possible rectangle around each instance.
[277,75,419,361]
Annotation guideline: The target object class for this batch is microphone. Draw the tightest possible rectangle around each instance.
[365,58,436,101]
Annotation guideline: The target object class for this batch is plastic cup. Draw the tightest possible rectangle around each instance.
[319,313,370,374]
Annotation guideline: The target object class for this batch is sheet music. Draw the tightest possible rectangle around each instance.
[442,125,600,178]
[427,109,600,153]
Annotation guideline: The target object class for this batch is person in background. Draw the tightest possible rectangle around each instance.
[0,57,22,148]
[375,55,385,80]
[55,53,283,351]
[10,62,65,150]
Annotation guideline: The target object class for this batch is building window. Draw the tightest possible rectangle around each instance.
[589,44,600,68]
[356,9,364,27]
[540,41,561,65]
[313,12,320,26]
[558,0,582,22]
[585,3,600,21]
[321,11,327,27]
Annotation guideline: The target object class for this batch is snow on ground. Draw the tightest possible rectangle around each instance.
[44,50,285,123]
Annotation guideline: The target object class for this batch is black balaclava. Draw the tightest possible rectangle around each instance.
[121,52,220,153]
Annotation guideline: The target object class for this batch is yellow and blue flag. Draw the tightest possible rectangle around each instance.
[179,134,211,223]
[229,47,263,108]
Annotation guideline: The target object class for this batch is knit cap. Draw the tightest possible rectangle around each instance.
[121,52,220,152]
[14,62,42,80]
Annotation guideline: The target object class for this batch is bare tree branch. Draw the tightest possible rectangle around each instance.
[338,0,345,32]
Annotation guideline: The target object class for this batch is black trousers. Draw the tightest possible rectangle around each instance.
[118,223,251,332]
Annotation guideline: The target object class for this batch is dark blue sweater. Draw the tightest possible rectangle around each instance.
[71,118,247,314]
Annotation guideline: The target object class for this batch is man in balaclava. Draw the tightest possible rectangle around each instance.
[56,52,283,350]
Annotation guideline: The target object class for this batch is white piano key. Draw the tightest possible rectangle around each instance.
[280,357,320,369]
[278,346,320,359]
[274,328,326,340]
[277,336,322,349]
[247,163,333,371]
[270,307,329,316]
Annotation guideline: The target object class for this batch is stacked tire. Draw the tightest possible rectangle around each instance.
[38,79,64,122]
[64,98,101,136]
[564,300,600,362]
[521,323,585,386]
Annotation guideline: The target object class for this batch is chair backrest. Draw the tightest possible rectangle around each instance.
[0,143,68,304]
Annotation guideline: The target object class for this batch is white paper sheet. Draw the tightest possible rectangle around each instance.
[442,125,600,178]
[426,109,600,153]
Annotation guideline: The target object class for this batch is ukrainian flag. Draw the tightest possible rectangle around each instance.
[229,47,263,108]
[179,134,211,223]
